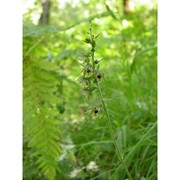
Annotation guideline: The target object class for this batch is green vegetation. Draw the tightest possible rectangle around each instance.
[23,0,157,179]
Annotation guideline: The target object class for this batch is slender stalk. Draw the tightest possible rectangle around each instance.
[89,27,133,180]
[97,83,133,180]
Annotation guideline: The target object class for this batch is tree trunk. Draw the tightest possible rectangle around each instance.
[39,0,51,25]
[124,0,134,13]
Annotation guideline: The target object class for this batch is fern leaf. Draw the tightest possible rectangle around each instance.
[23,56,61,179]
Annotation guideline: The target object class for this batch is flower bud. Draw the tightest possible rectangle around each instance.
[94,60,99,64]
[85,38,91,44]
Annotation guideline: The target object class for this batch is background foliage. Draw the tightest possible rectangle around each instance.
[23,0,157,179]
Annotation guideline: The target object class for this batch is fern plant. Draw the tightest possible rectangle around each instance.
[23,53,62,179]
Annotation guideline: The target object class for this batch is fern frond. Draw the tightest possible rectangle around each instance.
[23,56,62,179]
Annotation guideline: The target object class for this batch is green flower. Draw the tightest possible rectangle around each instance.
[89,106,103,116]
[78,76,90,86]
[95,72,104,81]
[81,88,91,97]
[77,53,89,63]
[82,65,93,76]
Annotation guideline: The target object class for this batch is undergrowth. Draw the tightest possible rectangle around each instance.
[23,2,157,179]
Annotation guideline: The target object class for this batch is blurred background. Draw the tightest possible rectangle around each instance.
[23,0,157,179]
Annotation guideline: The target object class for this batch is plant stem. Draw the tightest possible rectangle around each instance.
[97,82,133,180]
[89,26,133,180]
